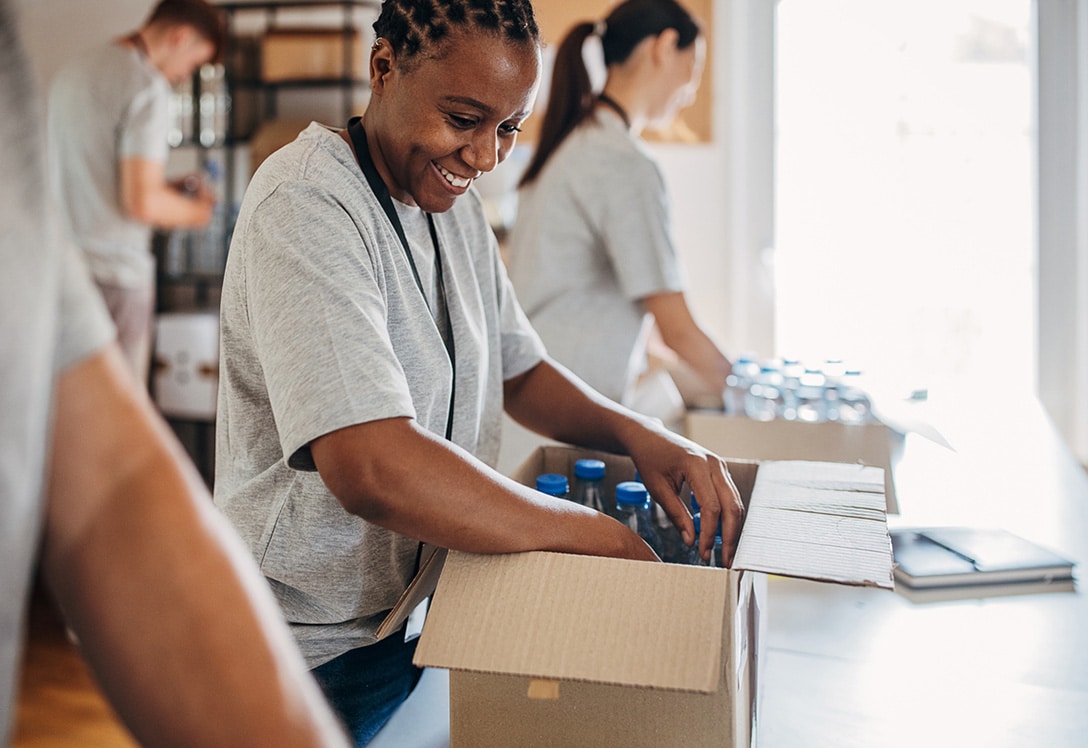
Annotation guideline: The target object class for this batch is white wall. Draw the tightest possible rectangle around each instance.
[18,0,154,90]
[1037,0,1088,464]
[650,0,776,361]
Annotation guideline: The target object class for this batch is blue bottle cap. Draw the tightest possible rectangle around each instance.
[535,473,569,497]
[573,459,605,480]
[615,481,650,507]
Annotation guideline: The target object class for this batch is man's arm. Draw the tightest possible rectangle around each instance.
[119,156,214,229]
[41,345,348,748]
[504,359,745,565]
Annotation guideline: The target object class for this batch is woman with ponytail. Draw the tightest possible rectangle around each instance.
[507,0,733,413]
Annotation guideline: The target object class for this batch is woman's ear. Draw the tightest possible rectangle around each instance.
[369,41,395,93]
[650,28,681,65]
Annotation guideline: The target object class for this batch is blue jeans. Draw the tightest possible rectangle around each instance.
[311,633,422,746]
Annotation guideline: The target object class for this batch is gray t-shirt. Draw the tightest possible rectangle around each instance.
[214,123,546,667]
[506,109,685,403]
[48,41,171,288]
[1,5,115,739]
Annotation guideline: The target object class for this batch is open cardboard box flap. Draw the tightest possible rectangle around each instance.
[733,460,893,586]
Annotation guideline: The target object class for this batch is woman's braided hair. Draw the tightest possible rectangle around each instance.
[373,0,540,68]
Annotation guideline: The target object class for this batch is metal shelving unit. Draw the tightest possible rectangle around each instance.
[155,1,380,485]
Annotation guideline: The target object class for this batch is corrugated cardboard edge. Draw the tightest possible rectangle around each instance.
[734,460,895,589]
[374,544,448,641]
[414,550,733,694]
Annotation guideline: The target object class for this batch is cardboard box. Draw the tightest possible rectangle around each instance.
[412,446,894,747]
[260,28,365,82]
[685,411,902,514]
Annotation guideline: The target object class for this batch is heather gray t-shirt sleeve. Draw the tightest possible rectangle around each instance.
[241,180,417,470]
[597,148,685,302]
[118,69,170,162]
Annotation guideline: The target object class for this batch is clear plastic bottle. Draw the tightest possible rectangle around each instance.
[744,365,784,422]
[192,158,226,275]
[198,62,230,147]
[822,359,846,422]
[687,513,725,567]
[779,358,804,421]
[723,354,760,415]
[168,74,193,147]
[795,368,827,423]
[535,473,569,500]
[652,502,686,564]
[572,458,610,515]
[615,481,663,558]
[687,513,703,565]
[838,369,873,424]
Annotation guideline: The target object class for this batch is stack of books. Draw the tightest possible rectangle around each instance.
[890,527,1077,603]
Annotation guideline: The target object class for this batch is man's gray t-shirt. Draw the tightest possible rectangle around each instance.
[1,5,115,738]
[506,109,685,403]
[214,123,546,667]
[48,42,171,288]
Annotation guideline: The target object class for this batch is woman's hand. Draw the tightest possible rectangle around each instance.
[504,359,744,563]
[621,422,744,565]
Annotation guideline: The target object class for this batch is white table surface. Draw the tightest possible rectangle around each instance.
[758,393,1087,747]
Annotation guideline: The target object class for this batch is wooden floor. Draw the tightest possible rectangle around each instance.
[13,582,136,747]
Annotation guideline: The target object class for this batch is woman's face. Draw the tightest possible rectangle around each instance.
[650,35,705,129]
[365,31,541,213]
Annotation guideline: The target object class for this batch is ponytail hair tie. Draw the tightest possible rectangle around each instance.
[593,19,607,38]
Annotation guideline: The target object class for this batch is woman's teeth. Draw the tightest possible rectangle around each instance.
[437,164,471,188]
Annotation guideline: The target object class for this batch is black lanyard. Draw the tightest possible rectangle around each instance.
[347,117,456,441]
[597,93,631,129]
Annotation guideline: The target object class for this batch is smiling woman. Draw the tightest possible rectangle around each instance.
[212,0,744,744]
[353,2,541,213]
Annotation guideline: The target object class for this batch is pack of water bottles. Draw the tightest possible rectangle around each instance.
[531,451,726,567]
[724,355,875,425]
[687,354,901,513]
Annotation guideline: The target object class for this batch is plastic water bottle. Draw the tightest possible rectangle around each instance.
[822,359,846,422]
[838,370,873,424]
[687,514,704,565]
[652,502,686,564]
[198,62,230,147]
[779,358,804,421]
[535,473,569,500]
[795,369,827,423]
[615,482,663,557]
[572,458,610,515]
[687,514,725,567]
[191,158,226,275]
[723,354,759,415]
[745,365,784,421]
[167,74,193,147]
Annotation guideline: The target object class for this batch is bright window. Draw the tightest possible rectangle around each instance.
[773,0,1035,397]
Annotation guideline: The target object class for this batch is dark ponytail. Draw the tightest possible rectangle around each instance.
[519,0,700,188]
[518,21,595,188]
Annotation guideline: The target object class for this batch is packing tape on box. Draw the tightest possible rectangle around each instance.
[527,679,561,700]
